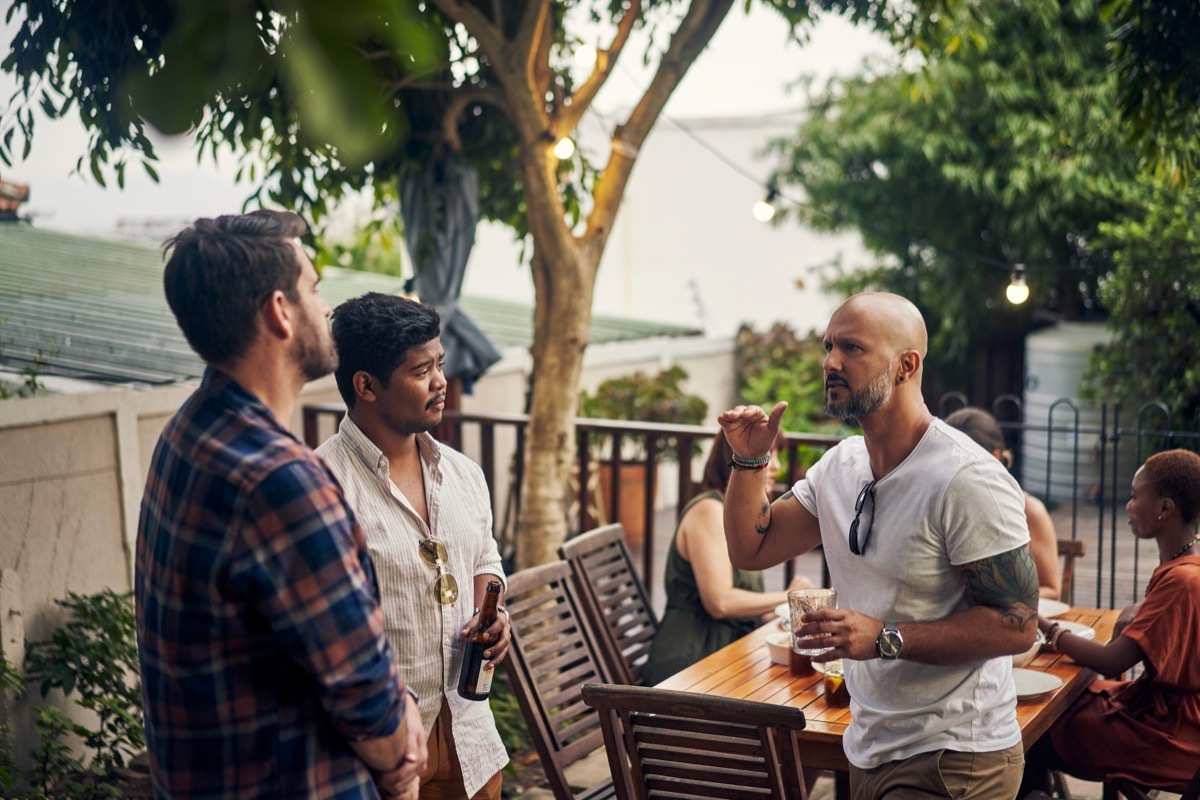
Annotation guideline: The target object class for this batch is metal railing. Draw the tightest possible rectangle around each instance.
[304,398,1200,609]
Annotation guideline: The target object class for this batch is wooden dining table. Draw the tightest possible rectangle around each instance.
[656,606,1119,792]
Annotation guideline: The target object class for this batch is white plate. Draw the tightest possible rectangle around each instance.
[1039,598,1070,618]
[1055,620,1095,640]
[1012,668,1063,701]
[811,658,844,675]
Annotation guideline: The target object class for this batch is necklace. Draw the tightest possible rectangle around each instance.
[1169,535,1200,561]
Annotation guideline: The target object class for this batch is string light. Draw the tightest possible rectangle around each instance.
[1005,264,1030,305]
[752,187,779,222]
[552,136,576,160]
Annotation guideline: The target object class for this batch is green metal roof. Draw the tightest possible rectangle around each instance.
[0,223,700,386]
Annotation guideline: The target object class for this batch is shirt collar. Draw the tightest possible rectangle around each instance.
[337,413,441,481]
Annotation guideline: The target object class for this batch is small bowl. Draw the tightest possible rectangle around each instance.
[765,631,792,666]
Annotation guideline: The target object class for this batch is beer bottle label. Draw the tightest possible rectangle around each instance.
[473,661,495,695]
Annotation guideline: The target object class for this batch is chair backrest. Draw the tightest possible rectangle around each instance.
[560,523,658,685]
[503,560,617,800]
[1057,539,1086,603]
[1105,763,1200,800]
[581,682,809,800]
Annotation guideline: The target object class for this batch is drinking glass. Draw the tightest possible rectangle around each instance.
[788,587,837,656]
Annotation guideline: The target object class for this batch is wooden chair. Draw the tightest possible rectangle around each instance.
[581,682,810,800]
[1057,539,1086,604]
[560,523,659,685]
[503,560,618,800]
[1103,764,1200,800]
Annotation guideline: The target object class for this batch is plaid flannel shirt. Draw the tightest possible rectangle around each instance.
[136,368,405,799]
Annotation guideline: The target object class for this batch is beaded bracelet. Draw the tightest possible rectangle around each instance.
[729,459,768,472]
[731,451,771,468]
[1047,624,1067,652]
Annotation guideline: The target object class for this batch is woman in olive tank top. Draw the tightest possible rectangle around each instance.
[643,431,810,684]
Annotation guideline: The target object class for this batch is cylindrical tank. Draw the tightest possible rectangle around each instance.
[1020,323,1134,504]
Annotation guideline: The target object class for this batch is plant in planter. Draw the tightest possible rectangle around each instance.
[579,366,708,545]
[735,322,856,474]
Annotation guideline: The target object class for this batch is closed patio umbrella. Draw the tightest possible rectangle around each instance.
[399,157,501,390]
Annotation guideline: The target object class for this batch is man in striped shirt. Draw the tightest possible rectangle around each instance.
[317,292,510,800]
[137,211,426,799]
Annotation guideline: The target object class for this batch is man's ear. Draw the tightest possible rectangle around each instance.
[897,349,921,384]
[261,290,293,340]
[352,370,378,403]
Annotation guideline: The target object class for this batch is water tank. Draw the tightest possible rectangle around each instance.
[1020,322,1134,504]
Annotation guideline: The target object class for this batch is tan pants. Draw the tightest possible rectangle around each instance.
[418,702,503,800]
[850,742,1024,800]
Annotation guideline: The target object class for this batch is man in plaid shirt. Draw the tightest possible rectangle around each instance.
[136,210,426,799]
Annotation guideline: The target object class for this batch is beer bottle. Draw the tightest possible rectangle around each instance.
[457,579,503,700]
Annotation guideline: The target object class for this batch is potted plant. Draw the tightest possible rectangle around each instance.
[579,366,708,545]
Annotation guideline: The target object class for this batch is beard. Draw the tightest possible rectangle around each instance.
[295,311,338,382]
[825,359,894,421]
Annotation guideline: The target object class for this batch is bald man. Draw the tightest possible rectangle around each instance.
[720,293,1037,799]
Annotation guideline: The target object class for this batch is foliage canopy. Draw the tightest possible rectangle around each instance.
[766,0,1134,388]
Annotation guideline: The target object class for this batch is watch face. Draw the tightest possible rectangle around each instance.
[878,626,902,659]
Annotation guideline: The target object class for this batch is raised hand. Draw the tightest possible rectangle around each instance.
[717,402,788,459]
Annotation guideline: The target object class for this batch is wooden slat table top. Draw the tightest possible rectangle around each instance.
[656,606,1120,773]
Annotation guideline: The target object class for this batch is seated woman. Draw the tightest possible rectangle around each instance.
[946,407,1062,598]
[642,431,809,685]
[1024,449,1200,788]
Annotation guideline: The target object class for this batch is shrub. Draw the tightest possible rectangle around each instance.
[0,589,142,799]
[579,366,708,462]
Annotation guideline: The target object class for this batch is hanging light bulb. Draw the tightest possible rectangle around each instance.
[1006,264,1030,305]
[553,136,576,160]
[752,187,779,222]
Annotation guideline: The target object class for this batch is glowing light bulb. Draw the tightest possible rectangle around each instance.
[752,199,776,222]
[1006,266,1030,305]
[553,137,575,160]
[753,187,779,222]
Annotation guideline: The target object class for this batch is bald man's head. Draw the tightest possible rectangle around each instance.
[836,292,928,361]
[822,292,928,421]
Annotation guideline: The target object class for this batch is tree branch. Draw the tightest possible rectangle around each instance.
[586,0,735,244]
[440,87,506,152]
[555,0,643,135]
[425,0,506,62]
[522,2,554,112]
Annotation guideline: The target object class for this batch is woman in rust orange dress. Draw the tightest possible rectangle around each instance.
[1024,448,1200,788]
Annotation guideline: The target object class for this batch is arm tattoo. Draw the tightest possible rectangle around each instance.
[754,501,771,535]
[960,545,1039,630]
[754,490,792,535]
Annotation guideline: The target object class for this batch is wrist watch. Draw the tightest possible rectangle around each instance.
[876,621,903,660]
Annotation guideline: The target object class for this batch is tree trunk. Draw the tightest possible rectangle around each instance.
[514,243,596,569]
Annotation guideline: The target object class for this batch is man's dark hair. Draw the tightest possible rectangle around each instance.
[162,210,309,365]
[332,292,441,409]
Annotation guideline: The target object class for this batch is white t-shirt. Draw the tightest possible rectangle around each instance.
[792,419,1028,769]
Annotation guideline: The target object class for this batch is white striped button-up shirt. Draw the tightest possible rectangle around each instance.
[317,415,508,796]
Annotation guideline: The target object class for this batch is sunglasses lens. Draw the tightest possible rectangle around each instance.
[419,538,449,567]
[435,573,460,605]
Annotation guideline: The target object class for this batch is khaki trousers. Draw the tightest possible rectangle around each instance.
[850,742,1024,800]
[418,702,503,800]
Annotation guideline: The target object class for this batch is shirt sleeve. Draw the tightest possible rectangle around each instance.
[232,457,405,742]
[1123,563,1200,687]
[466,463,506,588]
[940,460,1029,566]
